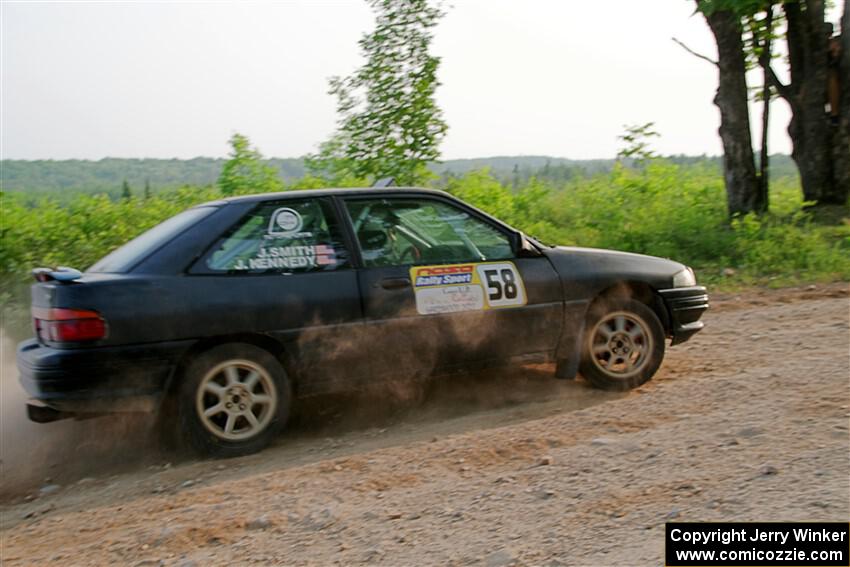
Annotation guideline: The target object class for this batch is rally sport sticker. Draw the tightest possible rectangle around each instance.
[409,262,527,315]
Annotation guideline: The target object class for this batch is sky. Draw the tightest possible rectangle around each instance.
[0,0,838,161]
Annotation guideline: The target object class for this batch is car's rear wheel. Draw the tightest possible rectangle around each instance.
[579,299,665,391]
[178,343,291,457]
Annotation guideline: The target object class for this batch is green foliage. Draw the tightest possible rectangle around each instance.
[218,133,283,195]
[617,122,661,162]
[307,0,447,186]
[1,161,846,307]
[696,0,768,19]
[0,187,221,277]
[729,210,849,283]
[444,161,849,287]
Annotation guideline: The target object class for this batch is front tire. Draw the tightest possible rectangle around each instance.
[579,299,665,391]
[178,343,291,457]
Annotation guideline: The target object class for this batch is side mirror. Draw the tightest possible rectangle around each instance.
[515,232,541,258]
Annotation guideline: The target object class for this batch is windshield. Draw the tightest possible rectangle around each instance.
[88,206,217,273]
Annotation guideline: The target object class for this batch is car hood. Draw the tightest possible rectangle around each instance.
[541,245,686,293]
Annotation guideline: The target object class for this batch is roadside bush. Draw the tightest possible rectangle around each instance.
[1,162,847,297]
[1,187,220,275]
[445,162,849,287]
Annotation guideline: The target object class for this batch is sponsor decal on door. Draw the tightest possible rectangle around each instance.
[409,262,527,315]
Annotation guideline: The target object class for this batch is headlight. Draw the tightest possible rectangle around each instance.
[673,267,696,287]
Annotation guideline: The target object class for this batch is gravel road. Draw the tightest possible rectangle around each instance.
[1,284,848,566]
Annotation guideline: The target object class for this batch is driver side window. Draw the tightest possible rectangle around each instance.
[345,198,514,268]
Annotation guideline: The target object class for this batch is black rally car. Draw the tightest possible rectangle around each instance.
[17,187,708,456]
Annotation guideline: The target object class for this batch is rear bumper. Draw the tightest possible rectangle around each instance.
[16,338,194,415]
[658,286,709,345]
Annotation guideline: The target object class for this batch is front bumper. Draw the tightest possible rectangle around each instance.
[16,338,194,416]
[658,286,709,345]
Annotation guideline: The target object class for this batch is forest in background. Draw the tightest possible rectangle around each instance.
[0,154,802,199]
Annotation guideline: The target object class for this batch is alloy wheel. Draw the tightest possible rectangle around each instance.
[195,359,278,441]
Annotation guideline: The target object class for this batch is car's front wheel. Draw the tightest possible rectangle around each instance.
[579,299,665,391]
[178,343,291,457]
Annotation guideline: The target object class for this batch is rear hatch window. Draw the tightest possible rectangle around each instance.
[88,206,217,273]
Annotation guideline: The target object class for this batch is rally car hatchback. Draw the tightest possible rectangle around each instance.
[18,187,708,457]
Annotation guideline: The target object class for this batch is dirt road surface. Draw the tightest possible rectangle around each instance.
[1,284,848,566]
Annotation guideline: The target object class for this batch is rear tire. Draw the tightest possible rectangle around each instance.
[178,343,291,458]
[579,299,665,391]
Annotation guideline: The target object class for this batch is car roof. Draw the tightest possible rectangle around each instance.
[195,185,520,235]
[212,186,453,205]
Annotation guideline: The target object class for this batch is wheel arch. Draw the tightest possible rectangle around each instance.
[576,280,669,390]
[555,280,668,380]
[587,281,671,335]
[165,333,293,397]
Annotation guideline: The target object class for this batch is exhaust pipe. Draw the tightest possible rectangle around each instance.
[26,401,73,423]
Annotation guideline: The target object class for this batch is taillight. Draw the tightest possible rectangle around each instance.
[33,307,107,343]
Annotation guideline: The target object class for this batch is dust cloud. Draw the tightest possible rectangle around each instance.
[0,328,162,500]
[0,308,623,502]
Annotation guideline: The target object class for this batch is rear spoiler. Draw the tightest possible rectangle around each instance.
[32,266,83,283]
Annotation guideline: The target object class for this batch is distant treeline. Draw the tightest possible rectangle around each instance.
[0,154,799,198]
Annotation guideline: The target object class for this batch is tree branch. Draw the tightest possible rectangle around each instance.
[764,64,793,103]
[671,37,718,66]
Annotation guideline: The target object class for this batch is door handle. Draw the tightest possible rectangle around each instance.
[379,277,411,290]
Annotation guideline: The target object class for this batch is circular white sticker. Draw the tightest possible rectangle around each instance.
[268,207,303,236]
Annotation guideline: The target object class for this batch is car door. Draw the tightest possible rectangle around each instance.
[341,194,563,378]
[187,197,366,394]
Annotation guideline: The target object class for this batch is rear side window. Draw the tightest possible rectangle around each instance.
[89,206,217,273]
[194,199,350,274]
